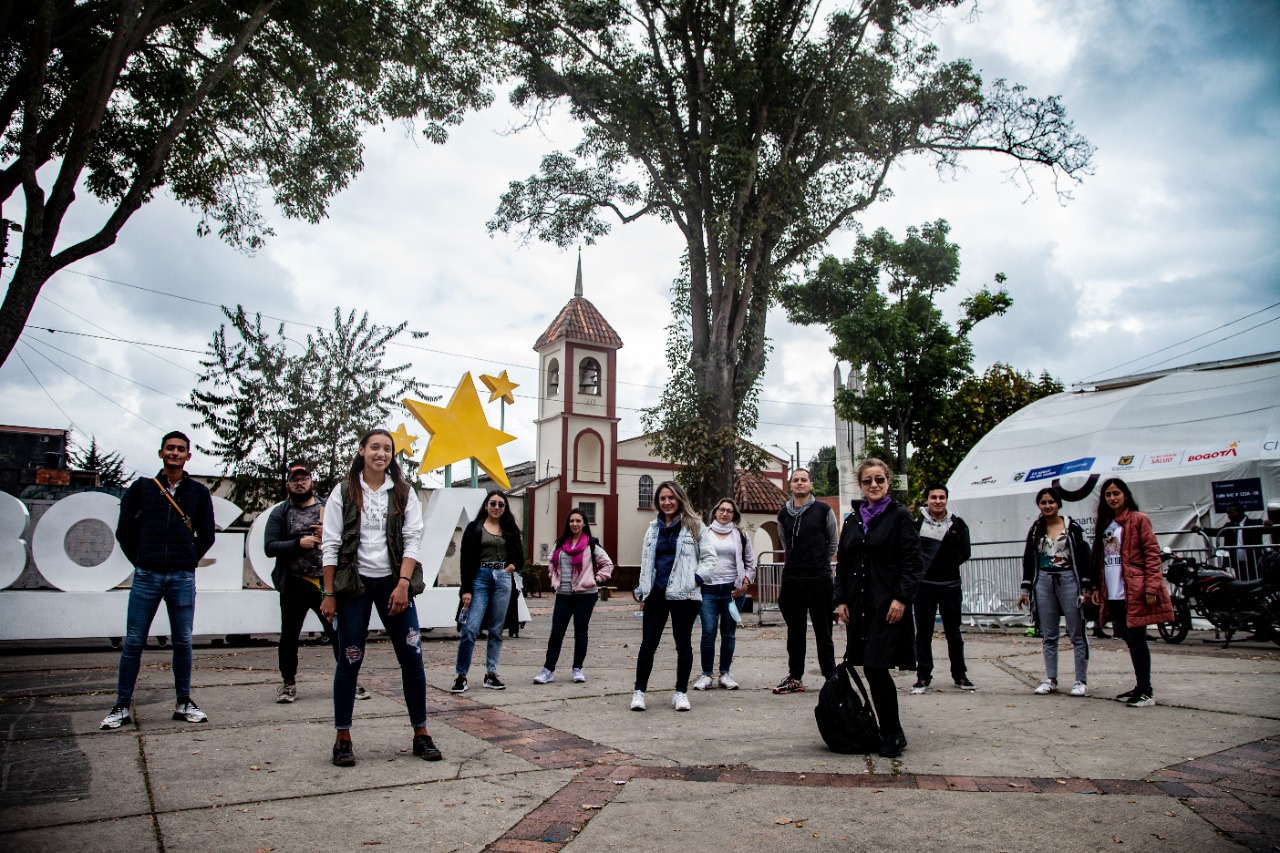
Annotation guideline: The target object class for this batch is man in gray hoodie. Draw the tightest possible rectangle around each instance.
[773,469,838,694]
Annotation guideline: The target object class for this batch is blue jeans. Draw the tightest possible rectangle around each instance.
[333,575,427,730]
[456,567,513,675]
[544,592,598,671]
[699,583,740,675]
[116,568,195,704]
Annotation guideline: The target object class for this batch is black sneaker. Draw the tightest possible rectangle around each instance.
[483,672,506,690]
[450,675,468,693]
[878,730,908,758]
[1115,687,1138,701]
[954,677,976,691]
[412,734,443,761]
[332,739,355,767]
[772,677,805,695]
[1125,692,1155,708]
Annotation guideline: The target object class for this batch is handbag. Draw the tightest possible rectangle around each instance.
[814,660,883,754]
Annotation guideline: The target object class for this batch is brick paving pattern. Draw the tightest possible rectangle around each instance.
[436,691,1278,852]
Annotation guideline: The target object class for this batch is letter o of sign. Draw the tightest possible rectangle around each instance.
[32,492,134,591]
[0,491,31,589]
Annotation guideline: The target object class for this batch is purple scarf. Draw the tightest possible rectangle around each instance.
[859,495,893,529]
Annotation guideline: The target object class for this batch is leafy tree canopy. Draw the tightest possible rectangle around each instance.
[781,218,1011,483]
[0,0,499,365]
[490,0,1092,507]
[807,445,838,497]
[183,305,433,511]
[909,362,1063,502]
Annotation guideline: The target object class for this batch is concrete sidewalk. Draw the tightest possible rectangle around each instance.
[1,596,1277,852]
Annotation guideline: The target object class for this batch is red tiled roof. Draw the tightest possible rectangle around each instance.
[734,469,786,513]
[533,297,624,350]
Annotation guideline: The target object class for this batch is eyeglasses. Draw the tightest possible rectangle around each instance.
[488,501,506,508]
[715,506,734,513]
[860,476,888,486]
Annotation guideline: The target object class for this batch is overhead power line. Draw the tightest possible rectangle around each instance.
[1080,299,1280,381]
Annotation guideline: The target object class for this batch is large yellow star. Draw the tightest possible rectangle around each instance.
[389,423,419,457]
[479,370,520,405]
[403,372,517,489]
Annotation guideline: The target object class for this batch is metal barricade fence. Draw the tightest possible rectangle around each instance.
[754,551,784,624]
[959,556,1025,628]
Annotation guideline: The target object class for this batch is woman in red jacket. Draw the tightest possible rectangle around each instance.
[1090,478,1173,707]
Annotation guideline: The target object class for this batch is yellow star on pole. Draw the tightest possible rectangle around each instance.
[479,370,520,405]
[389,423,419,457]
[403,372,517,489]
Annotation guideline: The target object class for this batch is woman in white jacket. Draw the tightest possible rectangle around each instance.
[631,481,717,712]
[533,509,615,684]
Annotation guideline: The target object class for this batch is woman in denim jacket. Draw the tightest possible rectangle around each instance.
[630,481,717,712]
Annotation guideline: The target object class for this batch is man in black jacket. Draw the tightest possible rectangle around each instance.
[102,431,216,730]
[773,468,838,694]
[263,464,362,704]
[910,484,974,694]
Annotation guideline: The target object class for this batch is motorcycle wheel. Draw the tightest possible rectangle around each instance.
[1158,599,1190,645]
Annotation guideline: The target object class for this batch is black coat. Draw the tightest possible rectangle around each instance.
[834,501,925,670]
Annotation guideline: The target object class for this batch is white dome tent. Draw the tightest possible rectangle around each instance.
[946,354,1280,559]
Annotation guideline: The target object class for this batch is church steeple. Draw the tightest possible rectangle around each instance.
[575,249,583,298]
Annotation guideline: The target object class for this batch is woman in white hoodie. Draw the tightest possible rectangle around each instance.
[320,428,439,767]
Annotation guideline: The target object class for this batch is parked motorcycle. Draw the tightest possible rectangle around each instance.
[1158,546,1280,646]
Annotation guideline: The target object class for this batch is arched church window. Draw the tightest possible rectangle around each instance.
[547,358,560,396]
[578,357,601,395]
[638,475,653,509]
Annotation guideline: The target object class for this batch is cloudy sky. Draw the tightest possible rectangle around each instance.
[3,0,1278,487]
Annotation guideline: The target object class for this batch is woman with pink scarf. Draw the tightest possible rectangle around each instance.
[534,509,615,684]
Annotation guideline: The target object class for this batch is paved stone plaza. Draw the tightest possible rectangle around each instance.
[2,595,1277,852]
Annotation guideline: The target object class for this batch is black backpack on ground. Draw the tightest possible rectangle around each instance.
[814,661,882,754]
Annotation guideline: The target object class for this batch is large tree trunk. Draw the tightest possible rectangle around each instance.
[0,251,54,365]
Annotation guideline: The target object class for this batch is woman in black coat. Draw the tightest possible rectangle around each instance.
[834,458,925,759]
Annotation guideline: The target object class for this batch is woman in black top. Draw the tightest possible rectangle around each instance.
[452,490,524,693]
[1017,488,1093,696]
[834,458,925,759]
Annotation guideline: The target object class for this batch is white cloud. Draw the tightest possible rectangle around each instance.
[2,0,1277,480]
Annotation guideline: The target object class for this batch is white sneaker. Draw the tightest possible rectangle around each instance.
[692,674,713,691]
[172,698,208,723]
[1070,681,1089,697]
[101,704,131,730]
[572,668,586,683]
[630,690,646,711]
[534,667,555,684]
[718,672,739,690]
[1034,680,1058,695]
[672,691,691,712]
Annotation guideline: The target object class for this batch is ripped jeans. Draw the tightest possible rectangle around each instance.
[333,574,427,730]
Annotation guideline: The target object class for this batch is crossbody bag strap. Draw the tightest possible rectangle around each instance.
[152,477,194,535]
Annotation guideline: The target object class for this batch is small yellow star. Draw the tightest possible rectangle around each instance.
[403,372,517,489]
[389,423,419,457]
[479,370,520,405]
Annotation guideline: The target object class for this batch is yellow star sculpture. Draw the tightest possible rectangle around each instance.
[403,372,517,489]
[389,423,419,457]
[479,370,520,405]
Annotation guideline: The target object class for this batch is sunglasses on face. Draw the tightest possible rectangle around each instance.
[488,501,506,508]
[860,476,888,486]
